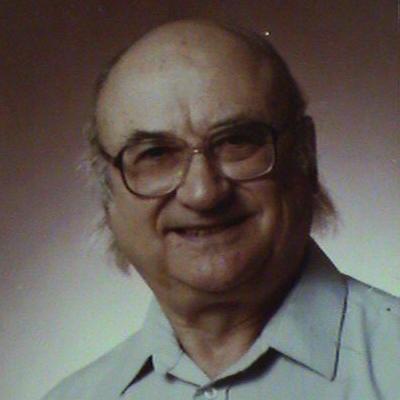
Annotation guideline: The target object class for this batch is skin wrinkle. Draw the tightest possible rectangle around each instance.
[85,24,335,274]
[87,19,338,378]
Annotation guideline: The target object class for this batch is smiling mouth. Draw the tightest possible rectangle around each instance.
[171,217,248,238]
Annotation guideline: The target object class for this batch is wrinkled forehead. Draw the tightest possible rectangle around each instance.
[96,23,285,150]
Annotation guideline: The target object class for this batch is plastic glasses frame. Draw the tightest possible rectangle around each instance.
[98,124,278,199]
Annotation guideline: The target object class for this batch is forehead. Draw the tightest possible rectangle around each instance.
[97,27,282,151]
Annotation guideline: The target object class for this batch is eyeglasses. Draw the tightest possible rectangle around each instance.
[99,121,278,198]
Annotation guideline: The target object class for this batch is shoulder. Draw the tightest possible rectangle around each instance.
[41,330,148,400]
[343,276,400,348]
[345,276,400,322]
[340,275,400,394]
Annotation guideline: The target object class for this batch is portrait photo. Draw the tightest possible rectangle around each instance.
[1,2,398,400]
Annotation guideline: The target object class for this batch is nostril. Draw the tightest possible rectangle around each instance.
[174,152,234,210]
[176,175,232,211]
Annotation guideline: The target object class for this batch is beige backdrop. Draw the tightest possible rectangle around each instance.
[1,1,399,400]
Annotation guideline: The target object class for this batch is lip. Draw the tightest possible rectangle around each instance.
[166,215,250,240]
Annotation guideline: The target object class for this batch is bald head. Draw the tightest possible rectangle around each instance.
[87,21,335,269]
[117,19,263,68]
[95,20,305,147]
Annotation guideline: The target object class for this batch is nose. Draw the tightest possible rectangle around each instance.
[175,153,232,211]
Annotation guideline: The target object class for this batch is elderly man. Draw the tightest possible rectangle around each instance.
[43,20,399,399]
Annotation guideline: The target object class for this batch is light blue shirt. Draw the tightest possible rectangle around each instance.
[42,241,400,399]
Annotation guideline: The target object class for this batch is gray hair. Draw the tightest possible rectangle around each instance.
[85,22,337,272]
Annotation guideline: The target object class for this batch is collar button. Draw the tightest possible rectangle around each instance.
[203,387,218,399]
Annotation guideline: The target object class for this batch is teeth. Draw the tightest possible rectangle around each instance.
[180,225,228,236]
[171,218,246,238]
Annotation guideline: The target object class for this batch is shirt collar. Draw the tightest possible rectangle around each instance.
[141,299,184,375]
[120,239,347,394]
[260,239,347,380]
[119,299,185,395]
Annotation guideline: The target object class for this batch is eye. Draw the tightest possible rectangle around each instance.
[223,133,255,146]
[127,141,185,170]
[140,146,170,159]
[211,123,273,162]
[214,124,270,146]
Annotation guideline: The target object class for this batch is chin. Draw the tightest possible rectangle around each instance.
[166,242,273,295]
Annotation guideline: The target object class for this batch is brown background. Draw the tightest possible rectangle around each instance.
[1,2,398,400]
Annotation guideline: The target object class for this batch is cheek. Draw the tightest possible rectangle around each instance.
[246,176,311,247]
[109,169,155,235]
[272,178,313,263]
[109,202,167,284]
[243,180,283,231]
[107,175,163,268]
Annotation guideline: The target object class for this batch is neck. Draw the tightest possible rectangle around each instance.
[150,240,309,379]
[156,277,294,379]
[167,302,268,378]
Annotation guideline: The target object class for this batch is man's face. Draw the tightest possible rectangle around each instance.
[97,28,313,301]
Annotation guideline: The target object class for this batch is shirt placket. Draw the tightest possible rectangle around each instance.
[194,385,228,400]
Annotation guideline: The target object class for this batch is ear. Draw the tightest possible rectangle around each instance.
[297,116,319,193]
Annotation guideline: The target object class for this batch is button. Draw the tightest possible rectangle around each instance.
[203,387,218,399]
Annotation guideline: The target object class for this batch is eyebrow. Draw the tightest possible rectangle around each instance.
[210,113,270,132]
[122,113,272,146]
[123,130,174,146]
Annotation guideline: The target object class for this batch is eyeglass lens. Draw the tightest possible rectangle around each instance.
[121,123,276,197]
